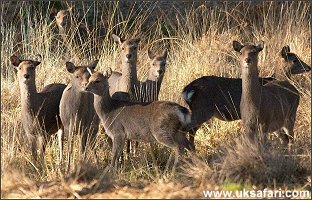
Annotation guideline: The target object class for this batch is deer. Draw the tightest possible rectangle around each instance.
[54,7,102,56]
[135,49,168,103]
[274,45,311,79]
[59,60,100,173]
[107,34,140,157]
[108,34,140,102]
[127,49,168,156]
[182,45,310,150]
[84,69,194,170]
[233,40,300,146]
[10,54,66,166]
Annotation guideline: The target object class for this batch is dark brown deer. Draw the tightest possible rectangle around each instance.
[59,60,100,172]
[233,40,300,145]
[84,69,194,169]
[275,45,311,79]
[10,55,66,165]
[183,46,310,149]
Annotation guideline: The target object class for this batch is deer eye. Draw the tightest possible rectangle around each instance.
[122,47,125,51]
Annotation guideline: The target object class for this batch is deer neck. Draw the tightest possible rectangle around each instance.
[241,65,262,112]
[145,77,163,101]
[20,81,39,111]
[19,81,39,118]
[119,62,138,93]
[93,86,115,120]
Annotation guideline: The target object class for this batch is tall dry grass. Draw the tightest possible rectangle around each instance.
[1,1,311,198]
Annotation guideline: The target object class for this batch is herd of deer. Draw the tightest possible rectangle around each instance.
[9,9,311,172]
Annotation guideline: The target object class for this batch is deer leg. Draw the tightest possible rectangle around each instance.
[57,129,63,164]
[30,135,38,164]
[111,135,125,170]
[37,134,48,169]
[134,141,139,156]
[187,127,198,152]
[66,125,74,175]
[153,130,180,171]
[81,132,88,161]
[126,140,131,160]
[176,130,195,153]
[89,127,100,164]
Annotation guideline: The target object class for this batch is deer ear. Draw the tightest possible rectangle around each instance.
[112,34,124,45]
[89,60,99,70]
[233,41,243,52]
[281,45,291,59]
[147,49,155,59]
[33,54,42,62]
[256,41,264,52]
[103,68,112,78]
[162,49,168,59]
[107,68,112,78]
[31,53,41,66]
[132,37,140,44]
[32,61,41,67]
[10,55,21,67]
[66,62,76,73]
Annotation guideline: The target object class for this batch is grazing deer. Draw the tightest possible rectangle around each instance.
[10,55,66,165]
[182,46,310,149]
[233,40,300,145]
[108,34,140,101]
[84,69,194,169]
[59,60,100,172]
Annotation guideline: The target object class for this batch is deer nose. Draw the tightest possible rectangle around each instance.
[24,74,30,79]
[126,54,132,59]
[245,58,251,63]
[158,69,163,74]
[82,81,89,87]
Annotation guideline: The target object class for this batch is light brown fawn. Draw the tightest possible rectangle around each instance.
[233,41,300,145]
[10,55,66,165]
[182,45,310,150]
[84,69,194,169]
[59,60,100,172]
